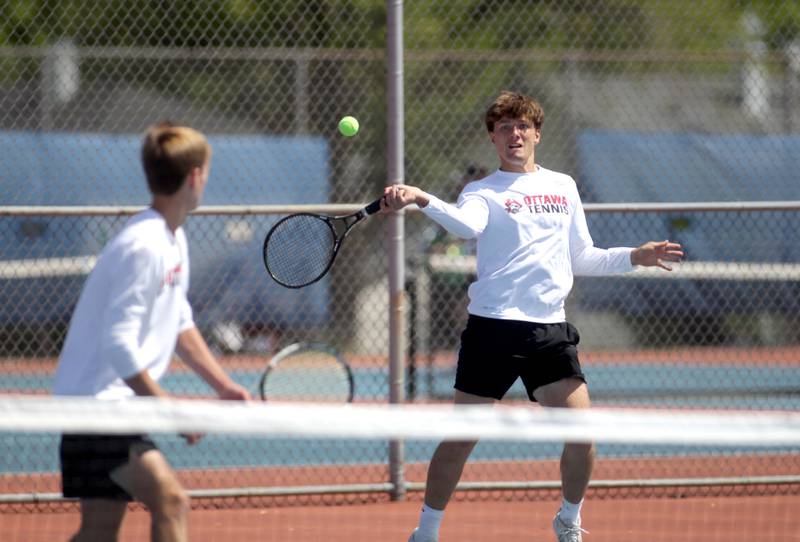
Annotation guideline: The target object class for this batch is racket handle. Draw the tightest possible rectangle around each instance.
[363,198,382,216]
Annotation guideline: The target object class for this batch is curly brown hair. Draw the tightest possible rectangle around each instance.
[484,91,544,133]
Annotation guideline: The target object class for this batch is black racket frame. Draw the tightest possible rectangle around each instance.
[262,198,381,289]
[257,341,355,403]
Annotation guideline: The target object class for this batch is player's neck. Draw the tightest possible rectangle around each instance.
[499,161,537,174]
[151,198,187,233]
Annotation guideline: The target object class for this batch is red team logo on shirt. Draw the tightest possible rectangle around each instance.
[160,263,182,291]
[505,195,569,215]
[505,199,523,213]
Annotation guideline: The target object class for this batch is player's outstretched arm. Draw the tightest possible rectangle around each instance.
[631,240,684,271]
[176,327,252,401]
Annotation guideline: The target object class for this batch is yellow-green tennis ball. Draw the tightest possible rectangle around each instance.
[338,116,359,137]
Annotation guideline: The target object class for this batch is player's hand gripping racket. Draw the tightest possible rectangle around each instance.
[258,342,354,403]
[263,198,382,288]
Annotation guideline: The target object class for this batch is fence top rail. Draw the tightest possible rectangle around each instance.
[1,201,799,217]
[0,45,789,65]
[583,201,800,213]
[0,204,364,217]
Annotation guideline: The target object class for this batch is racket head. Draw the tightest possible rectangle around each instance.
[258,342,354,403]
[263,213,337,288]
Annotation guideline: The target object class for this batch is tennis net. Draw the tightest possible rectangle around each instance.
[1,395,798,541]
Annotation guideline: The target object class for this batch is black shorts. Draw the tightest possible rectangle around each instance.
[60,434,158,500]
[455,314,585,402]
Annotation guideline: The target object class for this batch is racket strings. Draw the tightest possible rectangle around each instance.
[265,215,335,287]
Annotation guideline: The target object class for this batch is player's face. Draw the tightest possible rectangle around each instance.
[490,116,540,173]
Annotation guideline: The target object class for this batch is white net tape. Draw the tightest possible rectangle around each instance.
[2,395,799,446]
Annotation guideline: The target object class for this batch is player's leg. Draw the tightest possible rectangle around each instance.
[426,314,512,509]
[535,377,595,503]
[110,446,190,542]
[411,315,519,541]
[71,499,127,541]
[535,377,593,541]
[60,434,143,541]
[410,389,495,542]
[424,389,496,508]
[522,322,591,540]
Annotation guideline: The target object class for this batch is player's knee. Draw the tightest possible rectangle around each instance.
[155,486,190,521]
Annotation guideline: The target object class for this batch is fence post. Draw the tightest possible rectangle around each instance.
[387,0,407,502]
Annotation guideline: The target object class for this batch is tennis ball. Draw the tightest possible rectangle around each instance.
[338,116,359,137]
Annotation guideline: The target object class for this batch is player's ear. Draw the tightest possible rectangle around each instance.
[185,166,201,188]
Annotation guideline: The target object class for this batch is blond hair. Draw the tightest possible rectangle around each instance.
[141,122,211,195]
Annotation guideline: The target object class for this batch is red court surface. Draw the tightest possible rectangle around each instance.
[3,494,800,541]
[3,454,797,497]
[2,454,799,541]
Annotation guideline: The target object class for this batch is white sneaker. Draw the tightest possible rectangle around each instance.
[408,527,437,542]
[552,514,588,542]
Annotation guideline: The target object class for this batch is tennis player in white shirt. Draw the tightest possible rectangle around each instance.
[53,122,251,542]
[385,91,683,542]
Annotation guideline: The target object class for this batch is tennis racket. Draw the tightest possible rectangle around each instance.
[258,342,354,403]
[262,198,382,288]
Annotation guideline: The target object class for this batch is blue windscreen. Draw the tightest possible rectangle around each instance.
[574,130,800,316]
[0,132,331,328]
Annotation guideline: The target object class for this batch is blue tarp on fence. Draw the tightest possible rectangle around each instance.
[0,132,331,329]
[575,130,800,316]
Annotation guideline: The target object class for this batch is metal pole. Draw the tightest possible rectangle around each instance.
[386,0,406,501]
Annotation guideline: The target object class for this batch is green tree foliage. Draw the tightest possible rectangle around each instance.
[2,1,796,52]
[0,1,388,48]
[2,1,797,197]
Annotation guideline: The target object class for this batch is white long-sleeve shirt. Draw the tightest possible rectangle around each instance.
[53,208,194,400]
[421,167,634,323]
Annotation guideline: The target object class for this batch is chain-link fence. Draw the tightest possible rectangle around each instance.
[1,1,799,505]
